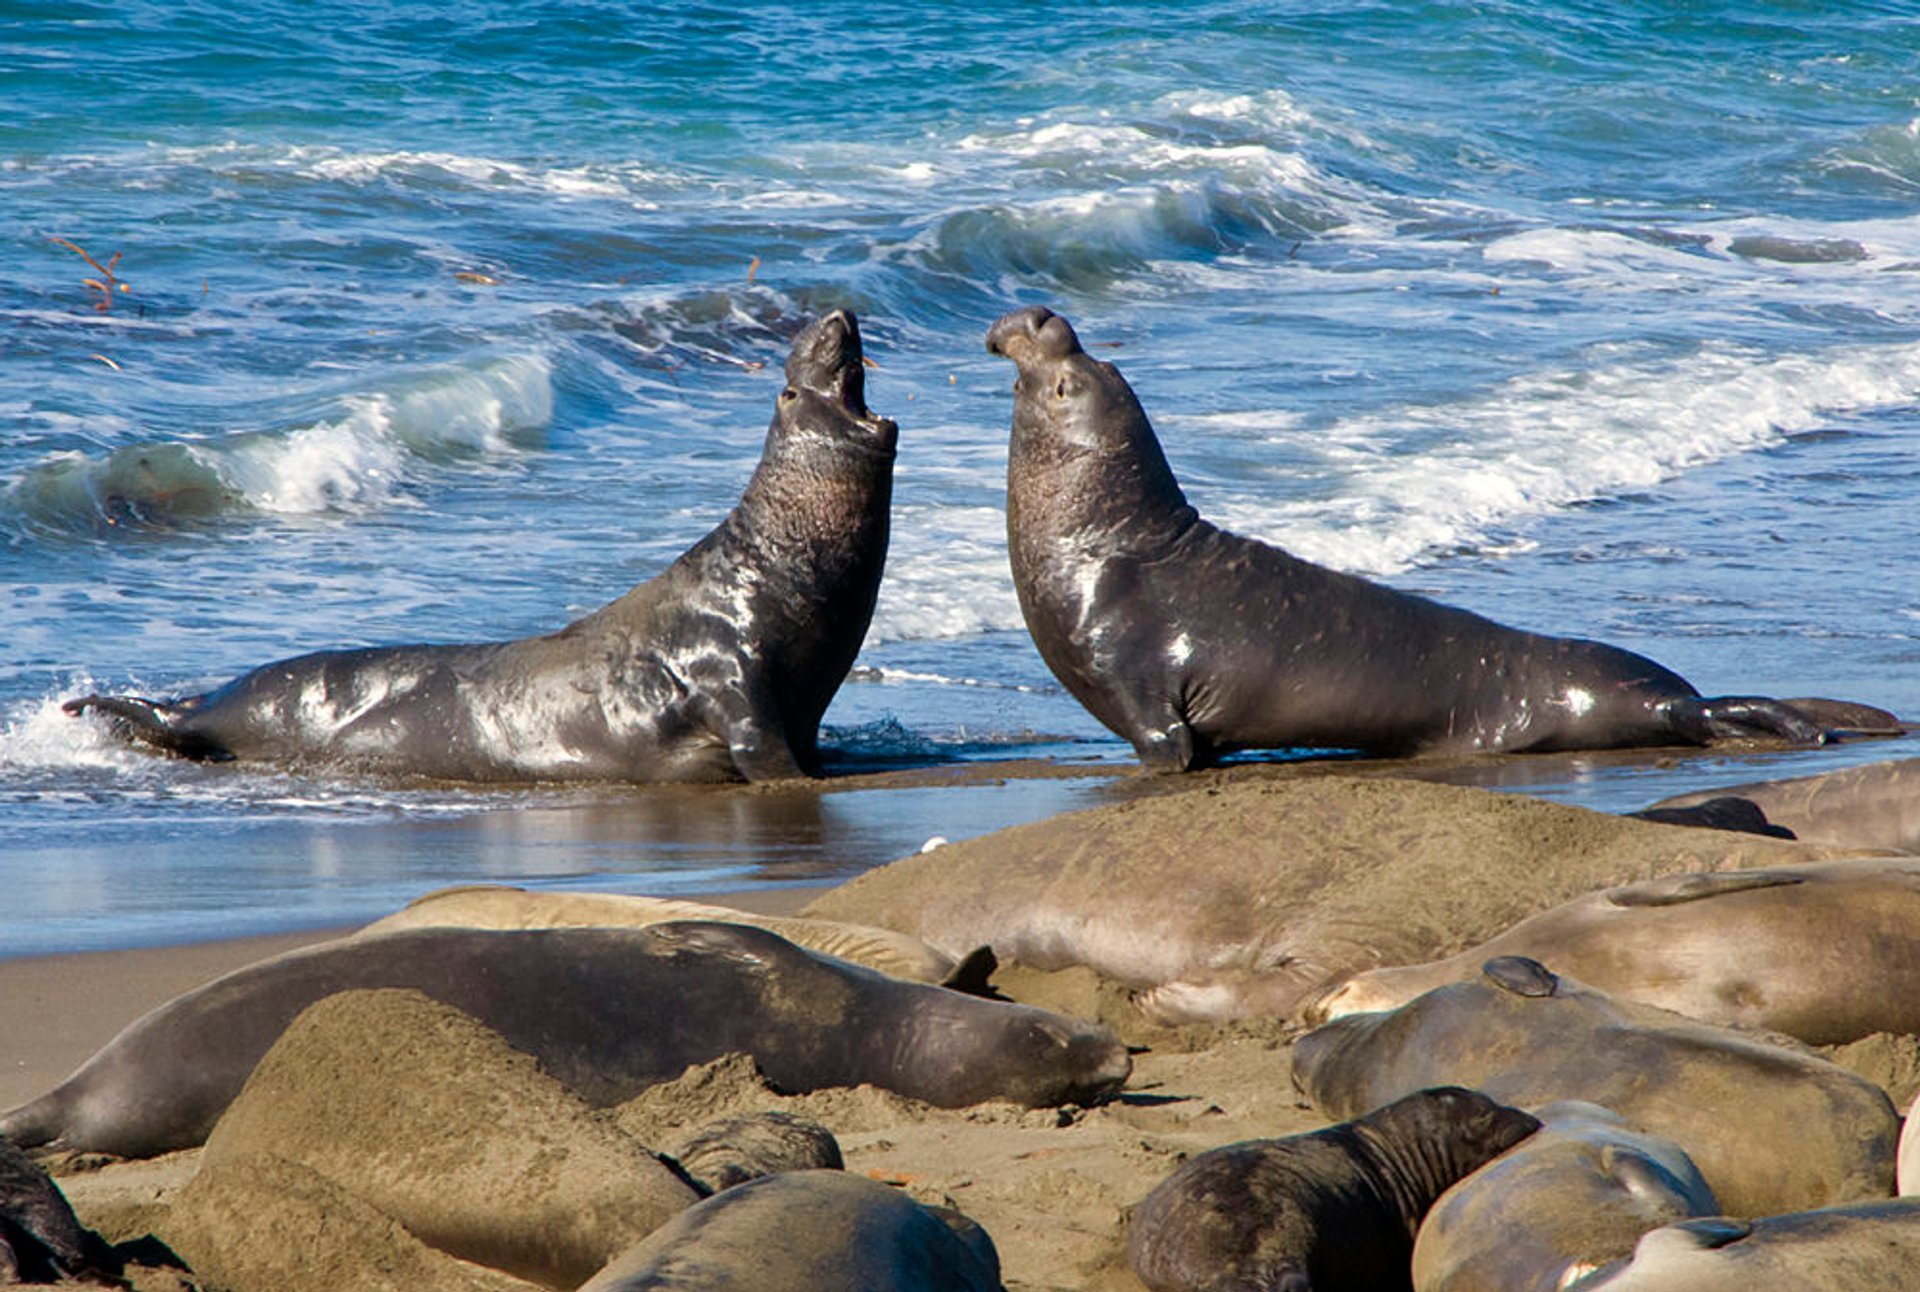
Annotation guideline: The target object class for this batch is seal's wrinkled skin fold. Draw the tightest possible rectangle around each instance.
[987,305,1837,770]
[64,310,897,784]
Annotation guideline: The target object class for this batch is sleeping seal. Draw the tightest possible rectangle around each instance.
[0,922,1130,1159]
[65,309,895,783]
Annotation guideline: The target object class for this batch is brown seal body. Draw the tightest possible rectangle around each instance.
[1126,1086,1541,1292]
[577,1169,1004,1292]
[0,922,1130,1159]
[1570,1200,1920,1290]
[1291,957,1896,1217]
[64,310,895,783]
[1312,859,1920,1044]
[986,305,1859,769]
[1410,1101,1721,1292]
[1645,755,1920,854]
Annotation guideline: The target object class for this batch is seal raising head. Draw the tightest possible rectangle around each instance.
[988,305,1861,771]
[64,309,897,783]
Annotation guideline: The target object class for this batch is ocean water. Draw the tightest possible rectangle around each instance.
[4,1,1918,954]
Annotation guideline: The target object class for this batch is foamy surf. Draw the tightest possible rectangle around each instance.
[4,354,552,530]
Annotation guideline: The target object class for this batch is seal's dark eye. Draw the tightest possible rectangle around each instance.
[780,388,798,402]
[1054,378,1068,398]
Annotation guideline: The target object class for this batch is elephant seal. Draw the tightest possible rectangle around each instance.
[1291,957,1897,1217]
[1409,1101,1721,1292]
[357,883,995,990]
[1645,755,1920,855]
[577,1169,1004,1292]
[63,309,896,783]
[1568,1200,1920,1290]
[986,304,1859,768]
[1311,859,1920,1044]
[1126,1086,1541,1292]
[667,1110,845,1195]
[0,1136,124,1285]
[0,922,1130,1159]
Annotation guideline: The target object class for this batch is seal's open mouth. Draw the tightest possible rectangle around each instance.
[787,309,875,418]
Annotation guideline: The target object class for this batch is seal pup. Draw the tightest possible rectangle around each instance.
[64,309,896,783]
[1644,755,1920,855]
[356,883,995,990]
[1409,1101,1720,1292]
[986,304,1853,769]
[1310,859,1920,1044]
[1292,957,1897,1217]
[0,1137,124,1285]
[1566,1200,1920,1290]
[577,1169,1004,1292]
[0,922,1131,1159]
[1126,1086,1542,1292]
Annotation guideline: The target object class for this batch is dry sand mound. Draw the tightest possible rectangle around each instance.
[190,989,699,1289]
[807,774,1863,1023]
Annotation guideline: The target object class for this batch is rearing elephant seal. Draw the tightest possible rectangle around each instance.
[985,306,1838,768]
[64,309,896,783]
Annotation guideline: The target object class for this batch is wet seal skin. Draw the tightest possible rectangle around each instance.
[986,305,1890,770]
[65,309,896,784]
[0,922,1131,1159]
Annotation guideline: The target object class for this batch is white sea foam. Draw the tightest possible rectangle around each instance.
[1202,337,1920,577]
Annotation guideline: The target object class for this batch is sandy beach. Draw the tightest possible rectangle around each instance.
[6,753,1918,1290]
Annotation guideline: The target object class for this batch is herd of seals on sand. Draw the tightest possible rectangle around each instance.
[14,308,1919,1288]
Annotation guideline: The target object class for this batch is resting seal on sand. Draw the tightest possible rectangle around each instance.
[1643,755,1920,855]
[0,922,1130,1159]
[805,774,1849,1025]
[1409,1101,1720,1292]
[1311,859,1920,1044]
[357,884,994,990]
[577,1169,1004,1292]
[1568,1200,1920,1290]
[0,1137,124,1285]
[1291,956,1897,1217]
[985,304,1878,769]
[63,309,895,783]
[1126,1086,1541,1292]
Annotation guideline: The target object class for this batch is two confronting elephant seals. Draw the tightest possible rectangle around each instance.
[986,305,1854,769]
[64,310,896,783]
[1126,1086,1540,1292]
[0,922,1130,1159]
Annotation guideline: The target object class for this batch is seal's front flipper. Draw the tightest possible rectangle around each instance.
[1662,695,1827,746]
[61,694,234,761]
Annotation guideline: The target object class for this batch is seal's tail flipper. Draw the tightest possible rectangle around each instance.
[1663,695,1828,746]
[61,694,233,761]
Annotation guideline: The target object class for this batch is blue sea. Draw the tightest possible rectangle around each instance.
[4,2,1918,955]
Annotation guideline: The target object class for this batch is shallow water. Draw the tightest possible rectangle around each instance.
[4,2,1917,953]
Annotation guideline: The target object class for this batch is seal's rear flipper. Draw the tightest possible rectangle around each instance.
[61,694,234,762]
[1663,696,1827,746]
[1783,697,1906,738]
[1628,796,1796,839]
[939,946,999,997]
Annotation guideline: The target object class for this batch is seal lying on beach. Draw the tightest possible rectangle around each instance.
[1291,957,1897,1217]
[1310,859,1920,1044]
[1409,1102,1721,1292]
[986,304,1878,769]
[0,1136,124,1285]
[806,773,1847,1026]
[1126,1086,1541,1292]
[1644,755,1920,855]
[577,1170,1006,1292]
[356,884,994,990]
[63,309,895,783]
[0,922,1131,1159]
[1567,1200,1920,1290]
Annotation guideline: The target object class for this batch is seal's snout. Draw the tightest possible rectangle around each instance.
[785,308,868,413]
[986,306,1083,364]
